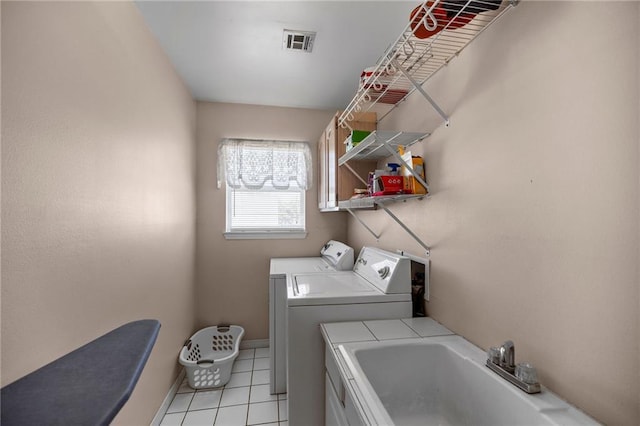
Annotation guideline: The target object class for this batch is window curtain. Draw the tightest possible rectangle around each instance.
[217,139,312,190]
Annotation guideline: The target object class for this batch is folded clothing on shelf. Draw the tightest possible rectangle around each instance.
[375,89,409,105]
[359,67,409,105]
[444,0,502,15]
[410,0,502,39]
[360,66,393,91]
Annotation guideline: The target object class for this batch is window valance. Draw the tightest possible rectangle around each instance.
[217,139,312,190]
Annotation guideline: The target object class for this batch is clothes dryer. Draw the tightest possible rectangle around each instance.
[286,247,413,426]
[269,240,354,394]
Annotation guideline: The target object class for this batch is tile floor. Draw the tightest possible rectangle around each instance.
[160,348,288,426]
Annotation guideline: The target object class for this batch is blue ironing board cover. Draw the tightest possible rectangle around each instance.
[1,319,161,425]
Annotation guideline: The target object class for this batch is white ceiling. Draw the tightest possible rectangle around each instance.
[135,1,414,110]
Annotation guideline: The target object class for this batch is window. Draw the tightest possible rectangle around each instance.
[217,139,311,239]
[226,180,305,233]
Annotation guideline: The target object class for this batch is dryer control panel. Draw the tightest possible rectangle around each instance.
[320,240,355,271]
[354,247,411,294]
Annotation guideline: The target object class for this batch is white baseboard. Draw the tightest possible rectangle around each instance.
[240,338,269,350]
[150,369,185,426]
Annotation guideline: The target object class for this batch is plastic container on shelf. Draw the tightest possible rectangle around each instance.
[345,130,372,152]
[179,325,245,389]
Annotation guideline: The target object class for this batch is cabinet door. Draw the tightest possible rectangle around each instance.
[326,373,348,426]
[318,111,377,211]
[326,119,338,208]
[317,129,327,209]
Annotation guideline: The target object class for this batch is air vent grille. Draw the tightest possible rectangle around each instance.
[283,30,316,53]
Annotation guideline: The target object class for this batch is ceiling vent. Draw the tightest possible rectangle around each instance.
[283,30,316,53]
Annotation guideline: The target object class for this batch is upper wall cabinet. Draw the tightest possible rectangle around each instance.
[338,0,519,130]
[318,111,377,212]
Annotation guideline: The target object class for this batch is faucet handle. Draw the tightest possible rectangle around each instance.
[487,347,500,364]
[515,363,539,385]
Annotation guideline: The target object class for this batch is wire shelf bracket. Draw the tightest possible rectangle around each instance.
[345,208,381,241]
[338,0,519,130]
[391,58,449,126]
[377,202,431,256]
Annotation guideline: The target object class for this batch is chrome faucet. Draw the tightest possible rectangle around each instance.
[486,340,541,394]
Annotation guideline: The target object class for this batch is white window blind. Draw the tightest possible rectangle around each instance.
[227,181,305,232]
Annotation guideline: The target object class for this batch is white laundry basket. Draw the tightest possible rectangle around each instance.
[179,325,245,389]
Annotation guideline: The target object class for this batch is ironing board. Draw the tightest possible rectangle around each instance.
[1,319,161,425]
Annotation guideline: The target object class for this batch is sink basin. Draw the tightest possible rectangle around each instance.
[339,335,599,426]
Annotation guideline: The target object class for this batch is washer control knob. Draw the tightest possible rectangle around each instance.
[378,266,390,279]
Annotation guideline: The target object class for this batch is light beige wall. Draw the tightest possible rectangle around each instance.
[348,2,639,425]
[196,102,345,338]
[1,2,196,424]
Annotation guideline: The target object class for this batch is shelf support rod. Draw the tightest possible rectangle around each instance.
[342,162,369,187]
[345,208,380,240]
[391,59,449,126]
[376,202,430,255]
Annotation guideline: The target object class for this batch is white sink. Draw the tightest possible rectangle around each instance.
[339,335,599,426]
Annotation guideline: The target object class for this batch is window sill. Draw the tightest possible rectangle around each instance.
[223,231,307,240]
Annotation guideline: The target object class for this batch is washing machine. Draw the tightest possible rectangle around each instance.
[269,240,354,394]
[286,247,413,426]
